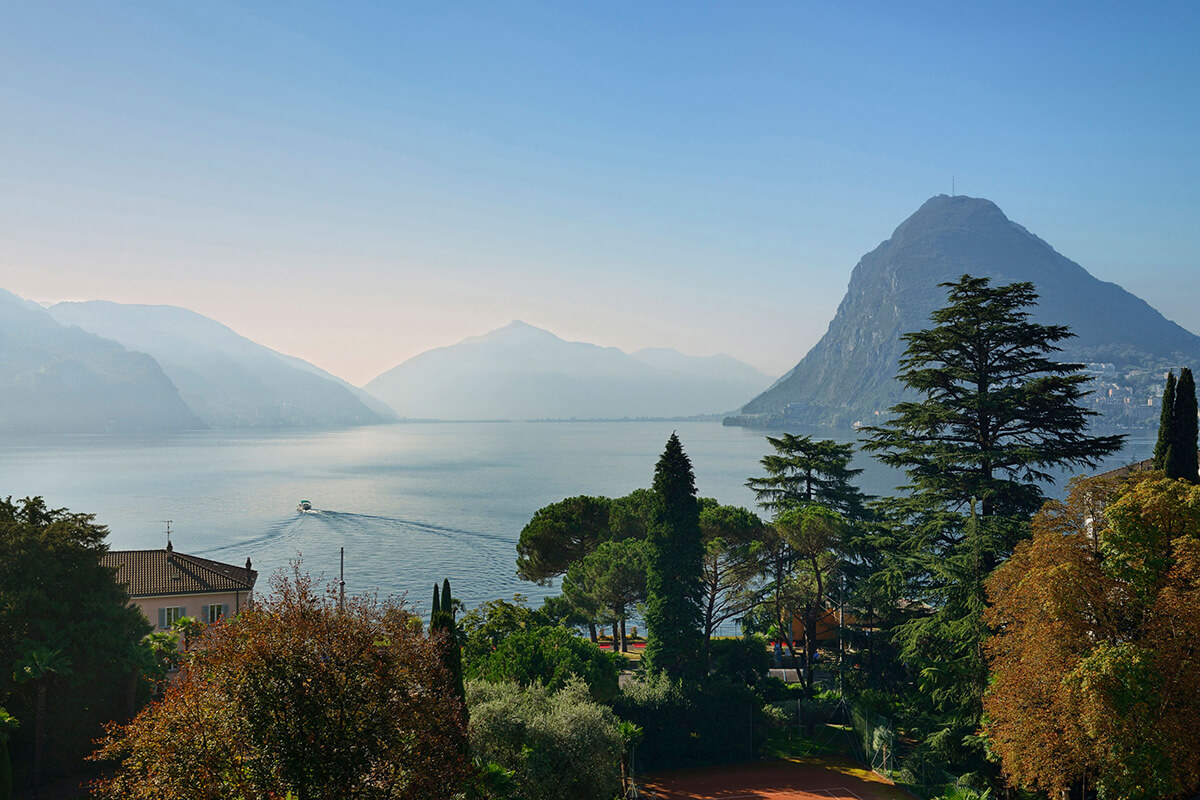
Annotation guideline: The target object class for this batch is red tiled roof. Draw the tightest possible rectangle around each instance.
[101,548,257,597]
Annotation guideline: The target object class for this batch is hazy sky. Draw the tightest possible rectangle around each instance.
[2,3,1197,385]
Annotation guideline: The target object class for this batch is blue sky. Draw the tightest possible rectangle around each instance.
[2,2,1197,383]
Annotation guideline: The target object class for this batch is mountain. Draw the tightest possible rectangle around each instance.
[50,301,395,428]
[365,321,773,420]
[729,195,1200,429]
[0,289,203,434]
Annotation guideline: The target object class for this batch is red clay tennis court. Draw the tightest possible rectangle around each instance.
[639,756,915,800]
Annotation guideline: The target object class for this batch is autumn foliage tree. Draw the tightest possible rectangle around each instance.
[93,567,470,800]
[984,474,1200,800]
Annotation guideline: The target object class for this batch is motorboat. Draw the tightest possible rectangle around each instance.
[297,500,312,512]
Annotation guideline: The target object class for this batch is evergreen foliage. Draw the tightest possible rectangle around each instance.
[858,276,1124,781]
[1154,371,1177,469]
[1165,367,1198,483]
[862,275,1125,520]
[430,580,466,719]
[643,433,704,679]
[0,497,151,790]
[746,433,869,517]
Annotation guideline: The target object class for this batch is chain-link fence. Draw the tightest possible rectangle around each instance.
[848,703,897,777]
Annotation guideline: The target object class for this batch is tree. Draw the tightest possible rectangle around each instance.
[515,496,613,584]
[859,276,1124,780]
[1163,367,1198,483]
[747,433,869,517]
[13,646,72,798]
[0,497,150,790]
[0,708,16,800]
[773,505,844,694]
[466,679,623,800]
[431,579,467,722]
[1154,370,1177,469]
[984,475,1200,800]
[562,539,648,653]
[862,275,1125,521]
[697,501,766,665]
[643,433,704,679]
[93,567,470,800]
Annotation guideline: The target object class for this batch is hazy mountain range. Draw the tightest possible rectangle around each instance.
[0,289,202,434]
[729,194,1200,429]
[365,321,774,420]
[1,292,774,432]
[49,302,394,429]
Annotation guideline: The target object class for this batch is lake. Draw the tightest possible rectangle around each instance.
[0,421,1154,614]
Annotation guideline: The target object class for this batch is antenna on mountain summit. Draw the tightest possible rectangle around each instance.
[952,176,955,197]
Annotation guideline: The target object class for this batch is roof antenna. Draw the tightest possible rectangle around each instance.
[164,520,174,552]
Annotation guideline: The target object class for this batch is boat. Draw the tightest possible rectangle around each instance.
[297,500,312,512]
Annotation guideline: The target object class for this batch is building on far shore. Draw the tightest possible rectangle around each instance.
[102,541,257,631]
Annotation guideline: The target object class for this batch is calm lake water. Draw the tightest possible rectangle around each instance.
[0,421,1154,614]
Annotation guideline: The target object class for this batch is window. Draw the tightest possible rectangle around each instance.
[162,606,183,628]
[205,604,227,624]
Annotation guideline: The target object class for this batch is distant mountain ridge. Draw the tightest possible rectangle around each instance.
[50,301,395,429]
[729,195,1200,429]
[365,321,773,420]
[0,289,203,434]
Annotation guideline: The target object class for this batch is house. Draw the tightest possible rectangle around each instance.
[101,541,258,631]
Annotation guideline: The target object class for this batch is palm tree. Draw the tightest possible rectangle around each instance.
[13,646,72,799]
[0,707,19,800]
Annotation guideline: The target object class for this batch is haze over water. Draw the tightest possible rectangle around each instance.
[0,421,1153,613]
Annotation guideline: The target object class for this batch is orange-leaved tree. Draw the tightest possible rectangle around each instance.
[93,566,470,800]
[984,473,1200,800]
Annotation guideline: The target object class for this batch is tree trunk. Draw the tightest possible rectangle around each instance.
[619,616,628,653]
[33,682,45,800]
[588,621,597,643]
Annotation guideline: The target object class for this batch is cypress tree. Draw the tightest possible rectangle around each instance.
[1166,368,1198,483]
[1154,371,1177,470]
[643,433,704,679]
[432,579,466,722]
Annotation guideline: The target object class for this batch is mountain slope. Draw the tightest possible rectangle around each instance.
[50,301,394,428]
[731,195,1200,429]
[365,321,772,420]
[0,289,203,434]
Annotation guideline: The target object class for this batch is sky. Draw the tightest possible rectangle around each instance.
[2,2,1198,385]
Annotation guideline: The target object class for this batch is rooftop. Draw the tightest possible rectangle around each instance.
[101,547,257,597]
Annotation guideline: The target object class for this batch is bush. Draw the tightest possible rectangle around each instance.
[611,673,754,770]
[708,635,769,686]
[468,626,621,702]
[467,679,622,800]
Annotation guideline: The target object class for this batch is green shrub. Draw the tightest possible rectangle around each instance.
[708,635,769,686]
[611,673,754,770]
[467,679,622,800]
[468,626,621,702]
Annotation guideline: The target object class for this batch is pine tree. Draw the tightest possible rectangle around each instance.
[643,433,704,679]
[863,275,1125,522]
[1165,368,1198,483]
[746,433,869,518]
[860,276,1125,772]
[1154,371,1177,470]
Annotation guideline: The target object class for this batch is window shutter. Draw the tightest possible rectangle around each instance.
[221,604,230,619]
[180,607,187,618]
[158,608,166,629]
